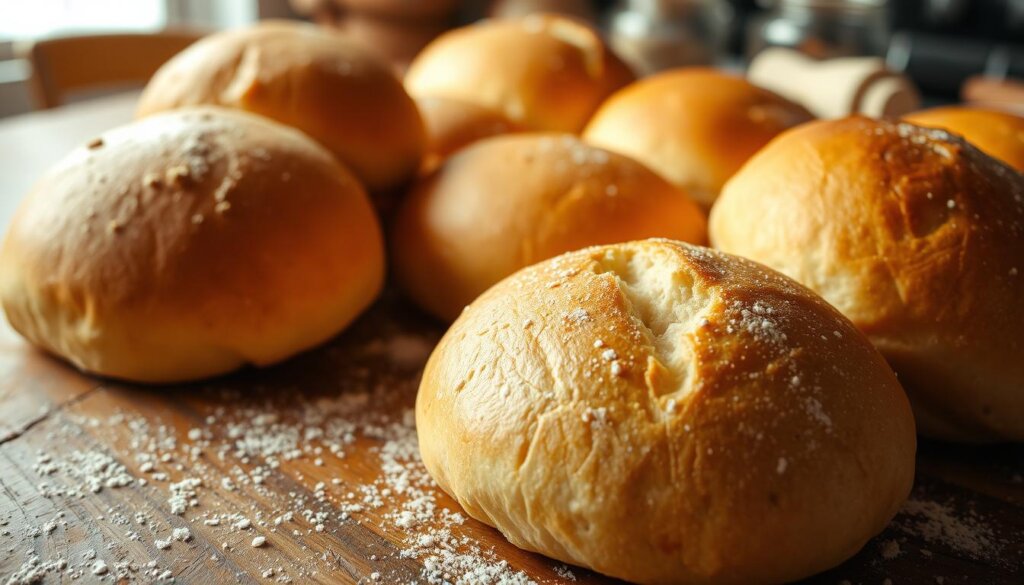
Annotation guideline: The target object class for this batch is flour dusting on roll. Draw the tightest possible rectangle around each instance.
[0,107,384,383]
[904,106,1024,171]
[711,116,1024,442]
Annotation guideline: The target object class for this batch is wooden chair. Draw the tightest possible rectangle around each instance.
[24,30,204,109]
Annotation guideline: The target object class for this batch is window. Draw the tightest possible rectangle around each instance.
[0,0,166,40]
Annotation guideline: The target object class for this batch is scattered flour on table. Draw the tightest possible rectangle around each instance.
[896,498,999,560]
[9,331,559,584]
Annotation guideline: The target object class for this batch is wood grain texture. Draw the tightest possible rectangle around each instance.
[0,291,1021,585]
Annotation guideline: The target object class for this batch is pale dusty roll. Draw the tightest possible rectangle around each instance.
[710,117,1024,442]
[393,134,707,321]
[583,68,813,208]
[136,20,425,192]
[904,106,1024,171]
[0,107,384,383]
[417,239,916,585]
[404,14,634,133]
[416,96,524,171]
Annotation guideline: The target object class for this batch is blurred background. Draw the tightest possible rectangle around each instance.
[0,0,1022,118]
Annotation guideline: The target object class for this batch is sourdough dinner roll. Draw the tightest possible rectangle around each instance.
[904,106,1024,171]
[710,117,1024,442]
[417,240,915,585]
[136,20,425,192]
[393,134,706,321]
[583,68,813,208]
[0,107,384,383]
[404,14,634,132]
[416,96,524,171]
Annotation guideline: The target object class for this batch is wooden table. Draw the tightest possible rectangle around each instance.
[0,96,1021,585]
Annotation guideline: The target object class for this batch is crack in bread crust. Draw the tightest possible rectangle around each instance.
[587,246,712,403]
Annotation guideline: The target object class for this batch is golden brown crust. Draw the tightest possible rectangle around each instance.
[0,107,384,383]
[417,239,915,584]
[710,116,1024,441]
[904,106,1024,171]
[404,14,634,133]
[415,96,524,172]
[392,133,707,321]
[582,68,813,208]
[136,20,425,192]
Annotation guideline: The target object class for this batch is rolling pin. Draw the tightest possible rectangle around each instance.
[747,47,922,119]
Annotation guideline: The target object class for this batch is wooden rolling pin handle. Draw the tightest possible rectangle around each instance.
[748,47,921,119]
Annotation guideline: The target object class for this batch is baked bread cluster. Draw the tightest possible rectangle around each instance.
[4,12,1022,585]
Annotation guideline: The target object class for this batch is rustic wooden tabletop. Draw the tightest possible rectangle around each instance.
[0,96,1021,585]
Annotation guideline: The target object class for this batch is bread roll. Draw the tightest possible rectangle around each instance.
[136,21,425,192]
[904,106,1024,171]
[0,107,384,383]
[583,68,813,208]
[405,14,634,132]
[710,117,1024,442]
[417,239,915,584]
[393,134,707,321]
[416,96,524,171]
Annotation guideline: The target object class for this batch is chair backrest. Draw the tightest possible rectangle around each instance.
[25,30,204,109]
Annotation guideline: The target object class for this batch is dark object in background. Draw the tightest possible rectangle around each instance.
[887,31,1024,98]
[891,0,1024,42]
[884,0,1024,99]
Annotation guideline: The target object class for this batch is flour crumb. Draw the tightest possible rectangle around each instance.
[880,539,901,559]
[554,564,577,580]
[776,457,788,475]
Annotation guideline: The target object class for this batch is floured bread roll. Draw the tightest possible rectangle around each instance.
[0,107,384,383]
[711,116,1024,442]
[417,239,916,584]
